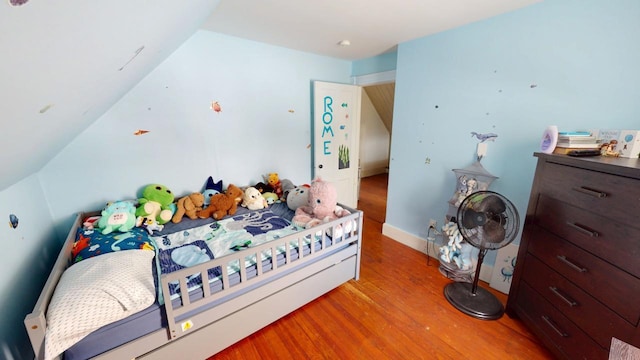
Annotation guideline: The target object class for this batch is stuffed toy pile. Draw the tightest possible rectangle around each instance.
[241,186,268,210]
[172,192,205,223]
[86,173,315,236]
[135,184,175,225]
[292,178,352,236]
[197,184,244,220]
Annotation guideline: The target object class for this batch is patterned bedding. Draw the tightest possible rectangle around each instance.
[45,207,300,360]
[151,208,300,299]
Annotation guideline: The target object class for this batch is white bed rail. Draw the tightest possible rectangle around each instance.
[24,207,363,360]
[161,207,363,340]
[24,212,87,360]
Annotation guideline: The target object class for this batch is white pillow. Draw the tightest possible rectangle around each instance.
[45,249,155,360]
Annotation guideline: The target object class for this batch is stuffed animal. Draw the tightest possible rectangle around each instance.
[202,176,223,207]
[292,178,351,229]
[135,184,175,225]
[138,216,165,235]
[97,201,137,235]
[197,184,244,220]
[262,192,279,205]
[172,192,205,223]
[241,186,268,210]
[286,184,310,211]
[253,181,273,194]
[82,215,101,231]
[265,173,283,199]
[280,178,295,201]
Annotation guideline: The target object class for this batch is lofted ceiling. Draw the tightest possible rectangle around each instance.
[0,0,541,192]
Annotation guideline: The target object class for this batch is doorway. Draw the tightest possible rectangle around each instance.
[357,74,394,220]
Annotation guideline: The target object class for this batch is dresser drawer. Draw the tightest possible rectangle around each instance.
[535,195,640,278]
[516,282,608,360]
[521,254,635,348]
[527,226,640,325]
[538,162,640,225]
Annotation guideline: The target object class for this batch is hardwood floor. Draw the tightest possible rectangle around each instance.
[209,174,553,359]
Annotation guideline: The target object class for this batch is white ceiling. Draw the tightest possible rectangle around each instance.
[202,0,542,60]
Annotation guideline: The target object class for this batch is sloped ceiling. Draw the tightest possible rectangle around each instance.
[0,0,542,192]
[364,83,395,134]
[0,0,221,191]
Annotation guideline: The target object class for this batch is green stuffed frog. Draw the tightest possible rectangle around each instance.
[135,184,175,225]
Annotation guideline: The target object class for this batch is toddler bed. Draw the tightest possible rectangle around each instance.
[25,202,363,359]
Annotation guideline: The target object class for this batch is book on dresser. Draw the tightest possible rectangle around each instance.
[554,132,601,154]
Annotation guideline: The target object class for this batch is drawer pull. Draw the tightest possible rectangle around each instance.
[572,186,607,198]
[541,315,568,337]
[556,255,587,273]
[549,286,578,307]
[566,222,599,237]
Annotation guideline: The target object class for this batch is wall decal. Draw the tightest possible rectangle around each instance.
[118,46,145,71]
[288,109,295,113]
[39,104,54,113]
[133,129,149,136]
[9,214,18,229]
[9,0,29,6]
[338,145,350,169]
[210,101,222,113]
[470,132,498,142]
[530,84,538,88]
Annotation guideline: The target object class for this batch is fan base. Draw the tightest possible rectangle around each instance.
[444,282,504,320]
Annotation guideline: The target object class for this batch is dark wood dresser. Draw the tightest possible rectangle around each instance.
[506,152,640,360]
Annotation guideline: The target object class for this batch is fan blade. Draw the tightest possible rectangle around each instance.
[482,217,506,243]
[478,194,506,214]
[461,208,486,229]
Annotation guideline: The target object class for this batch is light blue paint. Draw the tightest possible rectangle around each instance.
[0,175,59,359]
[4,1,640,357]
[387,0,640,267]
[39,31,352,238]
[352,51,397,76]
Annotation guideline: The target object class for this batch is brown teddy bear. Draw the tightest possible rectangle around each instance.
[197,184,244,220]
[172,192,205,223]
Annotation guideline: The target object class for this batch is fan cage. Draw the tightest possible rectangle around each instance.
[456,191,520,251]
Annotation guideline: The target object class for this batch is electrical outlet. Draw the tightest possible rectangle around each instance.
[428,219,437,229]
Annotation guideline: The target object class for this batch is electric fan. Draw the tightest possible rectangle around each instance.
[444,191,520,320]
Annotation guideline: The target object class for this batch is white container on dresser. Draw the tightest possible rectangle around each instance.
[506,152,640,360]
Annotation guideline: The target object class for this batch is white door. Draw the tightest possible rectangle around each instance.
[313,81,361,208]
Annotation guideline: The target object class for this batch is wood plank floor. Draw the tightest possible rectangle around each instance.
[209,174,554,359]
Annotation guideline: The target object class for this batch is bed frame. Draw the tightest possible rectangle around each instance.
[25,206,363,359]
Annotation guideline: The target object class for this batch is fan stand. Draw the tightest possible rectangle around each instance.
[443,248,505,320]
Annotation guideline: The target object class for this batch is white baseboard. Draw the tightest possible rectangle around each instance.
[360,167,388,178]
[381,222,493,283]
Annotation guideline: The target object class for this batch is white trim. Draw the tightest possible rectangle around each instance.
[351,70,396,86]
[381,222,493,282]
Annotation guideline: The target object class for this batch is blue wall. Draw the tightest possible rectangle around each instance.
[4,1,640,357]
[40,31,352,239]
[387,0,640,265]
[352,51,397,77]
[3,30,351,360]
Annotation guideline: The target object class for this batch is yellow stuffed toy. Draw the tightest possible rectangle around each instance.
[172,193,205,223]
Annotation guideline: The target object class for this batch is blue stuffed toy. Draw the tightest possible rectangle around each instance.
[97,201,137,235]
